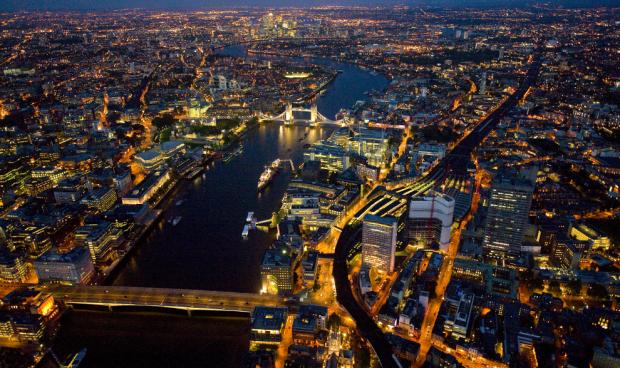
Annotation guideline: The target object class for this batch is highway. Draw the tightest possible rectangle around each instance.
[333,53,542,367]
[47,285,283,313]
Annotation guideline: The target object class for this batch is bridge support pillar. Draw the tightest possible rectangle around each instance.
[108,305,114,312]
[187,309,192,317]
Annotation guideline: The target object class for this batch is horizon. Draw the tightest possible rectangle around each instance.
[1,0,618,12]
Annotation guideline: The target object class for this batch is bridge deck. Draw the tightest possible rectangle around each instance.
[48,285,283,312]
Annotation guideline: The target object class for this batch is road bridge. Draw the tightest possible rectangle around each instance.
[47,285,284,315]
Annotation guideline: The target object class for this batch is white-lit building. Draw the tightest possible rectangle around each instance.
[362,215,398,274]
[408,193,455,251]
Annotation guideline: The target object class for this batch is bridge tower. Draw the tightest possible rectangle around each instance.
[310,104,318,124]
[284,103,293,124]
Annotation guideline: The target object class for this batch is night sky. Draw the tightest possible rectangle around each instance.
[1,0,617,11]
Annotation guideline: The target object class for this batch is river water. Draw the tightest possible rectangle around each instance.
[50,46,388,367]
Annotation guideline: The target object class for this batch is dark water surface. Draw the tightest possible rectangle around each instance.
[50,46,389,367]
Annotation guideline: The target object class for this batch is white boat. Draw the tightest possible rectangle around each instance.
[242,224,250,239]
[257,159,281,191]
[246,212,257,229]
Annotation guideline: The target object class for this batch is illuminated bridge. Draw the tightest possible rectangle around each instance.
[261,102,346,127]
[47,285,284,315]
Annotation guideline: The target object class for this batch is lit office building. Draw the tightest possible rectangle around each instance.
[260,249,293,295]
[443,293,475,341]
[122,169,172,205]
[250,306,288,350]
[75,221,119,266]
[408,193,455,251]
[482,167,536,263]
[362,215,398,274]
[570,223,610,250]
[53,176,88,204]
[0,248,28,283]
[348,129,389,167]
[303,141,350,172]
[80,187,118,212]
[34,247,95,284]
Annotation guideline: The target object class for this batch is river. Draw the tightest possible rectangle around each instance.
[50,45,388,367]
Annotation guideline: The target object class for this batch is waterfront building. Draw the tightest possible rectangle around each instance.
[0,289,56,344]
[361,215,398,274]
[75,221,120,266]
[260,249,293,295]
[303,141,350,172]
[34,247,94,284]
[135,141,185,172]
[482,167,536,263]
[122,169,172,206]
[250,306,288,350]
[407,193,455,251]
[0,312,45,344]
[135,149,166,172]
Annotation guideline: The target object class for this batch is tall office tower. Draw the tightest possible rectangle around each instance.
[361,215,398,274]
[483,167,537,264]
[408,193,455,251]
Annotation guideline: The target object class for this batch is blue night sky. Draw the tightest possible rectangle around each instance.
[1,0,617,11]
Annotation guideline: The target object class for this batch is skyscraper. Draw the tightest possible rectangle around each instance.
[482,167,537,263]
[361,215,398,274]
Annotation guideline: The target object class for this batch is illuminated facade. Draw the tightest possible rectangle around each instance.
[250,306,288,350]
[0,248,27,283]
[362,215,398,274]
[303,141,350,172]
[483,168,536,263]
[407,193,455,251]
[260,249,293,295]
[34,247,95,284]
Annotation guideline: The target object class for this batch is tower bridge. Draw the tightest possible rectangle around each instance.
[47,285,284,315]
[261,102,347,127]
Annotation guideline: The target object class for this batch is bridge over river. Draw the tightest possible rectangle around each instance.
[47,285,284,315]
